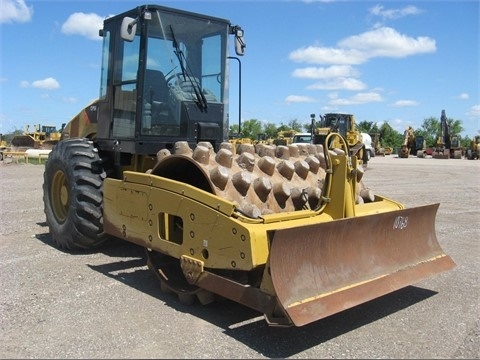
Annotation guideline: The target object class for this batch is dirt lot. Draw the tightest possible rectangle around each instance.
[1,155,479,359]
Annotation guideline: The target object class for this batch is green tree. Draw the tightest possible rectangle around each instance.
[447,118,464,136]
[419,117,439,147]
[288,119,303,133]
[461,135,472,148]
[229,124,239,137]
[302,123,313,132]
[276,123,291,132]
[357,120,375,134]
[379,122,402,149]
[239,119,263,140]
[263,122,279,139]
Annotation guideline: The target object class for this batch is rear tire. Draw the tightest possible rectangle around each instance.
[43,138,108,251]
[466,149,473,160]
[366,149,372,160]
[361,145,370,164]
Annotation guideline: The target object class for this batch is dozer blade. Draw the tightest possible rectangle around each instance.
[11,135,37,148]
[269,203,455,327]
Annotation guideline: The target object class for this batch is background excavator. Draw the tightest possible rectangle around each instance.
[399,126,417,158]
[432,110,450,159]
[432,110,464,159]
[399,126,440,159]
[42,4,454,327]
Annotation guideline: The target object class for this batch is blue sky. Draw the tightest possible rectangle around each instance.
[1,0,479,137]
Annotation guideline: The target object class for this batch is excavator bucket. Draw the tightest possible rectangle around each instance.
[269,203,455,327]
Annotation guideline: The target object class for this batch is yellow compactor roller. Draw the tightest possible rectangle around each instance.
[43,4,455,327]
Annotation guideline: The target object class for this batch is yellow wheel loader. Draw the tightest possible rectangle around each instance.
[466,135,480,160]
[42,4,455,327]
[310,113,373,165]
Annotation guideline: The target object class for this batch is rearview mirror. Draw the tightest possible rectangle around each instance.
[233,26,245,56]
[121,17,137,42]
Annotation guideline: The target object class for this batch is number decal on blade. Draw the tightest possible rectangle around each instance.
[393,216,408,230]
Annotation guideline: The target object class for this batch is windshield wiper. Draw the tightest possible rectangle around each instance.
[170,25,187,81]
[169,25,208,111]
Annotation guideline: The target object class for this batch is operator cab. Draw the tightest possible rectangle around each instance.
[322,113,353,135]
[95,4,245,156]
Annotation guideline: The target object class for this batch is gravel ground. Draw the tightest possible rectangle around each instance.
[0,155,479,359]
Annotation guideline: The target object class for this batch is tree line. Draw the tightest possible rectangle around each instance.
[230,115,474,149]
[1,114,474,150]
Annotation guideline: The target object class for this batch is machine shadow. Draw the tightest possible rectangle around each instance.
[35,229,438,358]
[90,243,438,358]
[222,285,437,358]
[35,227,146,256]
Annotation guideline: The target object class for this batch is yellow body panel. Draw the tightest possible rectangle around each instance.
[103,164,404,272]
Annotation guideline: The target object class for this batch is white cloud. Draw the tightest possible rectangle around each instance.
[370,4,423,20]
[289,27,436,65]
[285,95,318,104]
[61,12,107,41]
[307,77,367,91]
[0,0,33,23]
[292,65,359,79]
[30,77,60,90]
[455,93,469,100]
[329,92,383,105]
[290,46,366,65]
[288,9,435,107]
[392,100,420,107]
[466,105,480,118]
[339,27,436,58]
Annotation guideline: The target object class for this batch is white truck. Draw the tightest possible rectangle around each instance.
[360,132,374,160]
[291,132,312,145]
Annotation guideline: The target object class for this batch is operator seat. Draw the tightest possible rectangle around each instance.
[143,69,177,131]
[144,69,169,104]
